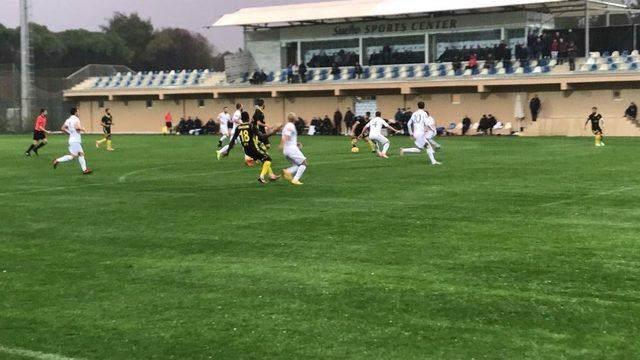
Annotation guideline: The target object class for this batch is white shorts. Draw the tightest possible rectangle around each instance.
[413,134,427,149]
[283,146,306,165]
[369,134,389,145]
[68,142,84,156]
[426,131,436,140]
[220,127,229,136]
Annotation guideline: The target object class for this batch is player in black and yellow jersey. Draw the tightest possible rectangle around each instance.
[350,111,376,153]
[96,108,114,151]
[584,107,605,147]
[253,98,269,148]
[219,111,281,184]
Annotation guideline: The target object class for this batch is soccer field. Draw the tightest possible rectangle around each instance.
[1,134,639,359]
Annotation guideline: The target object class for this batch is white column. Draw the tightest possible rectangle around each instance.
[585,0,590,57]
[359,37,364,65]
[297,41,302,65]
[425,34,429,63]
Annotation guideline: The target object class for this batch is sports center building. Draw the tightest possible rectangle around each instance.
[64,0,640,136]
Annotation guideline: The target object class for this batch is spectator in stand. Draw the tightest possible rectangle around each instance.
[295,116,306,134]
[331,63,340,79]
[452,55,462,73]
[462,115,472,135]
[292,63,299,83]
[286,64,294,84]
[394,108,403,123]
[202,118,218,135]
[333,109,343,135]
[322,115,333,135]
[484,54,495,70]
[466,54,478,71]
[567,41,578,71]
[260,70,268,83]
[557,38,567,65]
[550,39,559,61]
[625,102,637,121]
[344,107,355,133]
[250,70,261,84]
[299,63,307,83]
[354,62,363,79]
[530,94,542,122]
[177,117,187,134]
[533,38,544,60]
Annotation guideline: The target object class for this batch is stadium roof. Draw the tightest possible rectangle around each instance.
[212,0,627,28]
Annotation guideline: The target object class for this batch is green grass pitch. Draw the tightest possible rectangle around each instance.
[1,134,639,359]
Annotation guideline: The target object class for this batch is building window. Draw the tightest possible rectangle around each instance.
[301,39,360,67]
[363,35,425,65]
[146,99,153,108]
[98,99,104,108]
[198,99,205,107]
[429,29,502,62]
[451,94,461,104]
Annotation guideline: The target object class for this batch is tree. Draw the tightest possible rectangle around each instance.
[58,29,133,68]
[143,28,214,70]
[101,12,153,68]
[0,24,18,64]
[30,24,65,69]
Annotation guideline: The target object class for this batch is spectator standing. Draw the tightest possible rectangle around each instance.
[344,107,355,133]
[530,94,542,122]
[625,102,637,121]
[333,109,343,135]
[331,63,340,79]
[557,38,567,65]
[466,54,478,70]
[299,63,307,83]
[567,41,578,71]
[354,62,363,79]
[550,39,559,60]
[286,64,294,84]
[462,115,472,135]
[164,112,173,134]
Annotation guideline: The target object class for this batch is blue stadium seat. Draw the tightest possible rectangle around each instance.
[523,66,532,74]
[542,66,551,73]
[391,66,400,78]
[422,66,431,77]
[267,71,275,82]
[489,67,498,75]
[506,66,515,74]
[622,50,630,57]
[438,69,447,77]
[348,68,356,79]
[454,69,463,76]
[471,68,480,76]
[362,67,371,79]
[630,62,639,70]
[406,67,415,78]
[306,69,315,82]
[603,51,611,58]
[589,64,598,71]
[610,63,618,71]
[438,64,446,72]
[319,69,328,81]
[626,56,634,64]
[607,57,614,64]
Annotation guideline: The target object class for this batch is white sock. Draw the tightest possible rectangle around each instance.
[427,148,437,164]
[219,135,228,143]
[382,142,390,155]
[78,156,87,171]
[293,165,306,181]
[401,147,421,154]
[56,155,73,163]
[287,165,299,174]
[220,145,229,154]
[429,139,442,148]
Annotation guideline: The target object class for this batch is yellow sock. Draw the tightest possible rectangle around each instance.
[260,161,272,178]
[107,140,112,148]
[97,138,106,144]
[367,139,375,151]
[595,134,601,146]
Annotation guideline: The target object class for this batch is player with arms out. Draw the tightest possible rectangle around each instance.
[25,108,49,156]
[281,112,307,185]
[350,112,376,153]
[95,108,114,151]
[585,107,606,147]
[221,111,280,184]
[217,106,231,148]
[359,111,399,158]
[53,107,92,175]
[400,101,441,165]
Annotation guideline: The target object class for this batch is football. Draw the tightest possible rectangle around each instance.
[351,147,360,153]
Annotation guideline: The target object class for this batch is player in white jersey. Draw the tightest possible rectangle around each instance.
[53,107,92,174]
[217,106,231,148]
[425,113,442,150]
[280,112,307,185]
[359,111,399,158]
[399,101,441,165]
[230,103,243,139]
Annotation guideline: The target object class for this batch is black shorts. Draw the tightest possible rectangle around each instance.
[33,130,46,141]
[245,146,271,162]
[354,126,368,138]
[592,126,603,134]
[103,127,111,135]
[165,122,172,128]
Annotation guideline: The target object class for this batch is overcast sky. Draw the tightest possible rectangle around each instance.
[0,0,326,52]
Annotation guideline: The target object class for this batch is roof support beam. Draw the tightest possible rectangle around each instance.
[478,85,489,93]
[401,86,416,95]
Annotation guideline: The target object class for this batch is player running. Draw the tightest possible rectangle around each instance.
[585,107,605,147]
[217,106,231,148]
[221,111,280,184]
[25,108,49,156]
[95,108,114,151]
[253,99,270,148]
[281,112,307,185]
[400,101,441,165]
[359,111,399,158]
[425,112,442,150]
[53,107,92,175]
[350,112,376,153]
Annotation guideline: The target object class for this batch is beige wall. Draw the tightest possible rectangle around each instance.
[76,88,640,136]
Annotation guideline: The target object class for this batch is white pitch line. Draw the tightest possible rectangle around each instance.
[117,165,171,183]
[0,344,83,360]
[539,185,637,207]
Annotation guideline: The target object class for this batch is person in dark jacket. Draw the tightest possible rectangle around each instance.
[625,102,637,121]
[344,108,355,133]
[462,115,472,135]
[333,109,343,135]
[530,94,541,122]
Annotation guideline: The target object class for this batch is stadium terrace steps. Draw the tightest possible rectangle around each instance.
[86,69,220,90]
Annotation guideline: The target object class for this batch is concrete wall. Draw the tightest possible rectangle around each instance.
[75,88,640,136]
